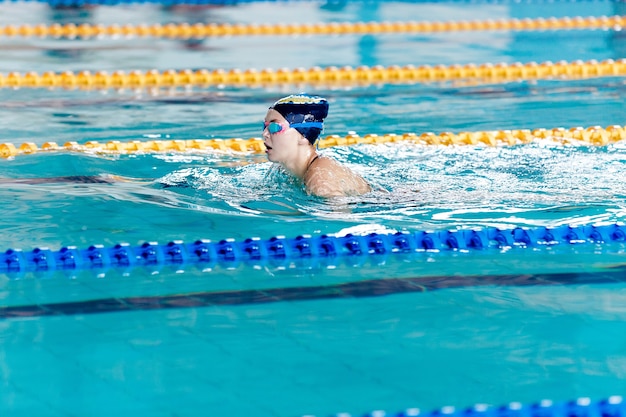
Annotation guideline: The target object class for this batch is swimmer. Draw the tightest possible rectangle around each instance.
[263,94,372,198]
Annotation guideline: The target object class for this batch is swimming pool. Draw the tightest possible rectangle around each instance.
[2,1,626,416]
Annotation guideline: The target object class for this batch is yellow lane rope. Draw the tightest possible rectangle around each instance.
[1,15,625,39]
[1,59,626,90]
[2,125,625,158]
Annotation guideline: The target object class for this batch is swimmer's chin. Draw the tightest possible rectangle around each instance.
[264,146,276,161]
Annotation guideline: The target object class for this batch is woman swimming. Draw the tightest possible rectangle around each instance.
[263,94,372,198]
[2,94,373,199]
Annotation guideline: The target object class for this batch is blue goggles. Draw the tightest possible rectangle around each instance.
[263,121,323,135]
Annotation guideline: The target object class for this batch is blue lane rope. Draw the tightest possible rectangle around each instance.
[314,396,624,417]
[1,223,626,275]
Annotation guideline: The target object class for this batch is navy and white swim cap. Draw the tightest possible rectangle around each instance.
[270,94,329,144]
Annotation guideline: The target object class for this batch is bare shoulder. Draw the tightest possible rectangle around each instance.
[304,156,372,198]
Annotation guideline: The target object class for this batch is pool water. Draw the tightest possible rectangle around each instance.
[2,1,626,417]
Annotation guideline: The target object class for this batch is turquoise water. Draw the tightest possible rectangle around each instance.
[3,1,626,417]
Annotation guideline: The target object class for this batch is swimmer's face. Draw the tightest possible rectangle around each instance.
[263,109,302,163]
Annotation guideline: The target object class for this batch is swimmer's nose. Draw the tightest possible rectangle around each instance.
[263,133,272,150]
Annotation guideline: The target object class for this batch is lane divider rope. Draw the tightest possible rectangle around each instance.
[2,223,626,275]
[316,396,624,417]
[0,224,626,274]
[1,124,625,158]
[1,15,625,39]
[1,58,625,90]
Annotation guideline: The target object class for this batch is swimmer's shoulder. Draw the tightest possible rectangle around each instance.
[304,156,372,197]
[309,156,353,177]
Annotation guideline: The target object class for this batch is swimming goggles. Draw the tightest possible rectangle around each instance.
[263,121,323,134]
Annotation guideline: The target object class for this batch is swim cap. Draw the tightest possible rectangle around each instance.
[270,94,329,144]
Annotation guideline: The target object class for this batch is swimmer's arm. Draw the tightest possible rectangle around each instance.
[0,175,114,185]
[0,174,149,185]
